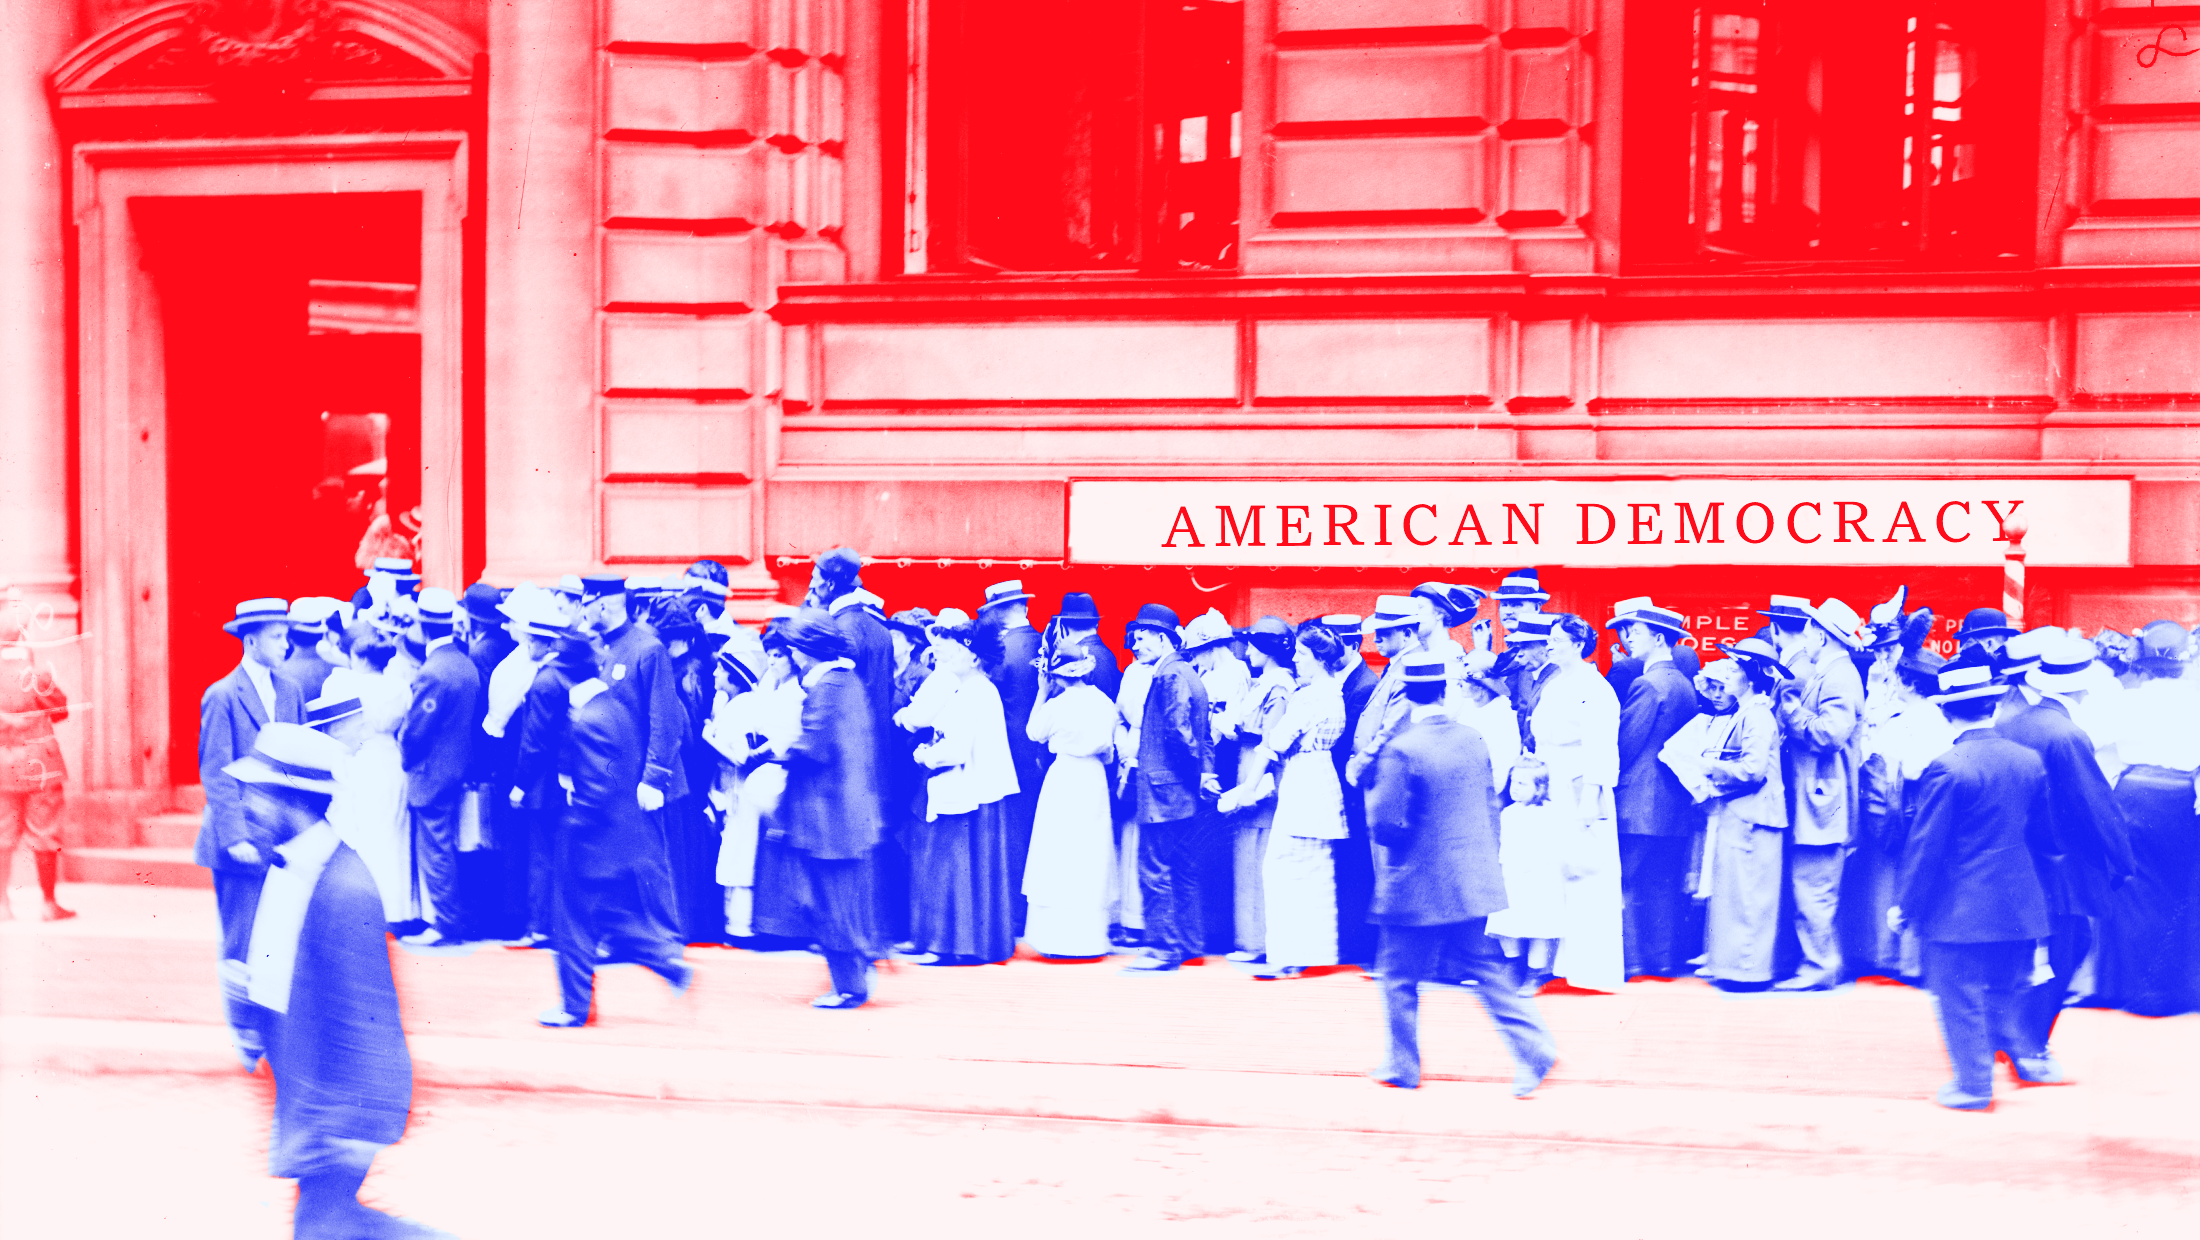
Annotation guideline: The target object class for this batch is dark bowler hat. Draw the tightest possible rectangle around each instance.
[580,573,626,600]
[1125,602,1182,640]
[1054,593,1101,625]
[1956,607,2020,641]
[781,607,851,660]
[462,582,505,624]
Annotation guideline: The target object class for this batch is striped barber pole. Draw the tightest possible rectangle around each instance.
[2002,514,2029,629]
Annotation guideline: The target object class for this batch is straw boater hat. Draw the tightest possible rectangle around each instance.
[1319,614,1364,646]
[1506,614,1554,646]
[1605,596,1688,638]
[286,597,342,630]
[1997,627,2057,682]
[415,588,459,629]
[1179,610,1235,653]
[223,597,290,635]
[1810,597,1866,650]
[222,723,346,794]
[1928,649,2010,703]
[1397,649,1448,688]
[2026,631,2100,694]
[979,579,1033,612]
[304,684,364,730]
[1496,568,1549,604]
[1365,596,1420,637]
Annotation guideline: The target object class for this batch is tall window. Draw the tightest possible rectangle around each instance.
[894,0,1243,274]
[1623,1,2039,267]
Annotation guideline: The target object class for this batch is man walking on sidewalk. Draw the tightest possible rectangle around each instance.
[1363,652,1556,1095]
[224,722,454,1239]
[1890,651,2052,1112]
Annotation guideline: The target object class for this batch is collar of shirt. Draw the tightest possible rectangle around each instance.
[1952,720,1998,741]
[1409,702,1451,724]
[801,657,855,689]
[424,634,455,656]
[1642,647,1674,669]
[241,659,278,717]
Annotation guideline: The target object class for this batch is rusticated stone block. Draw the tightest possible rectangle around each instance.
[608,0,756,45]
[606,58,762,133]
[605,143,762,220]
[603,317,754,393]
[604,232,758,306]
[603,485,754,562]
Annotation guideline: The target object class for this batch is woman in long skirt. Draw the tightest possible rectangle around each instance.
[2098,651,2200,1016]
[1219,619,1297,962]
[895,610,1022,965]
[320,636,425,930]
[1245,623,1350,979]
[1659,648,1787,986]
[1112,658,1156,939]
[1531,614,1625,994]
[704,630,796,938]
[1021,648,1119,957]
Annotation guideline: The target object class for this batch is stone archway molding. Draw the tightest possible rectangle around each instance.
[51,0,479,101]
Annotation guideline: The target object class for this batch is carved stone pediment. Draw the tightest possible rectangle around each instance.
[53,1,477,103]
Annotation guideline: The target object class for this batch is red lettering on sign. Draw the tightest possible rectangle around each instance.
[1279,506,1311,547]
[1937,501,1970,542]
[1374,504,1393,546]
[1884,502,1925,543]
[1404,503,1440,546]
[1788,502,1822,544]
[1164,507,1204,548]
[1447,505,1489,547]
[1835,502,1873,543]
[1325,504,1363,546]
[1736,502,1775,544]
[1216,505,1264,547]
[1629,503,1664,545]
[1504,503,1543,545]
[1983,499,2025,541]
[1676,502,1722,544]
[1579,503,1616,545]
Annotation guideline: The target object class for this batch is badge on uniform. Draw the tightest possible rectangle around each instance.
[612,663,627,681]
[423,698,436,712]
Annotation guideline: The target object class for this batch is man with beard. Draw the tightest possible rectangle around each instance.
[1762,595,1866,991]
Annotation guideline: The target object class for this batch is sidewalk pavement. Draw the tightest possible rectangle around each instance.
[4,882,2197,1185]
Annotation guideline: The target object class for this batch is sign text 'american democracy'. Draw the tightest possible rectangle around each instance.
[1065,480,2132,567]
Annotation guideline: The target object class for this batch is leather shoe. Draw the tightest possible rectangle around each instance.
[1771,975,1831,992]
[1933,1083,1993,1111]
[658,960,696,995]
[811,991,868,1010]
[537,1007,585,1028]
[1365,1069,1418,1090]
[1120,955,1179,974]
[2012,1053,2068,1085]
[1511,1050,1555,1098]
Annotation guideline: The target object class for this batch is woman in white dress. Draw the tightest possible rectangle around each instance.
[1021,648,1119,958]
[1530,614,1625,994]
[704,629,793,938]
[1243,622,1350,979]
[319,630,423,929]
[1218,617,1298,962]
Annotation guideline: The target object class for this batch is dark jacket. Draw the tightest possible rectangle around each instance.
[1616,658,1701,837]
[989,622,1047,792]
[1364,713,1509,926]
[834,602,899,782]
[599,619,688,801]
[512,654,590,811]
[399,641,481,807]
[782,663,886,860]
[559,683,661,881]
[1133,650,1213,824]
[1993,698,2136,918]
[195,664,305,867]
[276,646,336,707]
[463,627,520,788]
[1897,729,2053,944]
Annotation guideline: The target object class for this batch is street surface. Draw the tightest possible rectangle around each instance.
[2,881,2195,1238]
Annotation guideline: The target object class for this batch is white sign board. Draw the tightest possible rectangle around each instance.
[1067,479,2132,567]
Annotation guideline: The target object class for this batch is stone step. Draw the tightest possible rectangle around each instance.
[62,848,208,890]
[136,812,201,849]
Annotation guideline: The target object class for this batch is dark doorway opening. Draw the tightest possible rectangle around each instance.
[131,192,422,784]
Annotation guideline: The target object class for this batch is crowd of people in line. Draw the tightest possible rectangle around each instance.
[192,549,2200,1169]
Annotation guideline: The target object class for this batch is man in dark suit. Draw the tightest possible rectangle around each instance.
[397,589,481,945]
[1609,598,1703,977]
[1892,651,2053,1111]
[540,669,695,1027]
[457,582,525,938]
[1364,652,1557,1095]
[195,597,306,1068]
[1994,632,2136,1078]
[1766,595,1867,991]
[580,574,688,943]
[764,610,889,1008]
[508,612,598,944]
[274,597,341,705]
[978,580,1046,932]
[1121,603,1217,973]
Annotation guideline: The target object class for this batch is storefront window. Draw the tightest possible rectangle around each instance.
[1623,0,2040,268]
[895,0,1243,274]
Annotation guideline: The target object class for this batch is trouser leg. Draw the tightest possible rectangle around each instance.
[527,806,556,938]
[824,950,872,999]
[1450,922,1558,1072]
[211,866,268,1054]
[1137,816,1202,962]
[1620,834,1688,975]
[2021,913,2089,1053]
[1923,939,2001,1099]
[636,805,684,944]
[1789,842,1847,985]
[411,794,466,938]
[1379,971,1423,1087]
[596,871,688,982]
